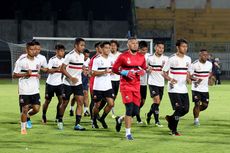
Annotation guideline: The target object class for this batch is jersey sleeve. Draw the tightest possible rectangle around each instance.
[189,63,195,75]
[162,58,171,72]
[187,57,192,73]
[92,58,99,71]
[41,57,48,68]
[48,59,53,69]
[63,54,71,65]
[13,61,22,73]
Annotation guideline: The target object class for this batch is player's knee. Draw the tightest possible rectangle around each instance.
[202,103,208,110]
[125,103,134,116]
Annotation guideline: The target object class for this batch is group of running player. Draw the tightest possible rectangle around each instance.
[13,37,214,140]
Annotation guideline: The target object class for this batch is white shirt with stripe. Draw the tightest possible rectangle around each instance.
[109,52,121,81]
[148,53,168,87]
[46,56,64,86]
[92,55,112,91]
[63,50,84,86]
[13,56,41,95]
[37,54,48,69]
[162,53,191,93]
[140,53,151,86]
[190,60,212,92]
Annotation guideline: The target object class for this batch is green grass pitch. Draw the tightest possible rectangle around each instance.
[0,79,230,153]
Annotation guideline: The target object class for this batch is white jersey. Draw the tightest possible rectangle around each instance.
[162,54,191,93]
[84,58,90,68]
[63,50,84,86]
[13,56,41,95]
[37,54,48,69]
[148,53,168,87]
[16,54,27,64]
[140,53,151,85]
[109,52,121,81]
[92,55,112,91]
[190,60,212,92]
[46,56,64,86]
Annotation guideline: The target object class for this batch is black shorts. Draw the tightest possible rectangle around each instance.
[192,91,209,103]
[140,85,147,100]
[19,93,41,107]
[45,83,63,100]
[149,85,164,100]
[168,93,189,110]
[62,84,84,100]
[82,73,89,91]
[111,81,120,96]
[93,89,114,102]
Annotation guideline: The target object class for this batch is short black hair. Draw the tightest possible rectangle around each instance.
[31,39,40,45]
[155,41,165,46]
[55,44,65,50]
[176,38,188,47]
[94,42,101,48]
[75,37,85,45]
[100,41,110,48]
[139,41,148,49]
[110,40,120,48]
[26,41,35,48]
[83,48,90,54]
[128,37,137,41]
[200,49,208,52]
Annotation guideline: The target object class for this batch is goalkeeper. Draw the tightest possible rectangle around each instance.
[112,37,146,140]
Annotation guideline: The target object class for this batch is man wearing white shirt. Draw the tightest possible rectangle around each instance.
[146,41,168,127]
[58,38,86,131]
[162,39,191,136]
[189,49,213,126]
[13,41,41,134]
[42,44,65,123]
[109,40,121,118]
[91,42,114,129]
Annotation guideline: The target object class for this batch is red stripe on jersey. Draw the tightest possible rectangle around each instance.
[170,71,187,75]
[69,66,82,69]
[194,74,209,77]
[29,74,39,77]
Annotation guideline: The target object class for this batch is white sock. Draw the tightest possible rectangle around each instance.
[194,118,199,122]
[125,128,131,136]
[118,116,123,124]
[70,106,74,111]
[21,122,26,130]
[84,107,88,113]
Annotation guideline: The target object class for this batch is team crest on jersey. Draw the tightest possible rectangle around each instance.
[127,58,131,64]
[125,96,129,100]
[36,64,40,70]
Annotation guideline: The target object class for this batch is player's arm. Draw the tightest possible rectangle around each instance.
[13,70,32,78]
[40,58,48,73]
[61,63,78,84]
[208,64,215,86]
[46,59,61,74]
[162,60,177,84]
[92,69,110,76]
[112,55,122,75]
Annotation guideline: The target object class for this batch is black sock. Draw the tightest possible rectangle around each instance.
[100,112,108,120]
[153,103,159,123]
[75,115,82,125]
[172,115,179,132]
[58,115,63,122]
[27,117,30,121]
[136,113,142,122]
[147,104,154,117]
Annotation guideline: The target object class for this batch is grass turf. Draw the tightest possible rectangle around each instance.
[0,79,230,153]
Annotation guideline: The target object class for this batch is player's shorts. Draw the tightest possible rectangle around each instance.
[93,89,114,102]
[120,90,141,107]
[111,81,120,96]
[168,93,189,110]
[149,85,164,100]
[62,84,84,100]
[140,85,147,100]
[45,83,63,100]
[82,73,89,91]
[192,91,209,103]
[19,93,41,107]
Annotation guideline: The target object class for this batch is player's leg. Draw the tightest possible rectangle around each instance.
[111,81,119,118]
[136,85,146,124]
[83,90,90,116]
[125,103,134,140]
[99,95,114,129]
[69,95,75,116]
[73,85,85,130]
[92,90,102,128]
[42,84,54,123]
[55,85,63,121]
[27,94,41,128]
[19,95,29,134]
[192,91,201,126]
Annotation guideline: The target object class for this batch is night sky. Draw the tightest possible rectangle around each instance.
[0,0,130,20]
